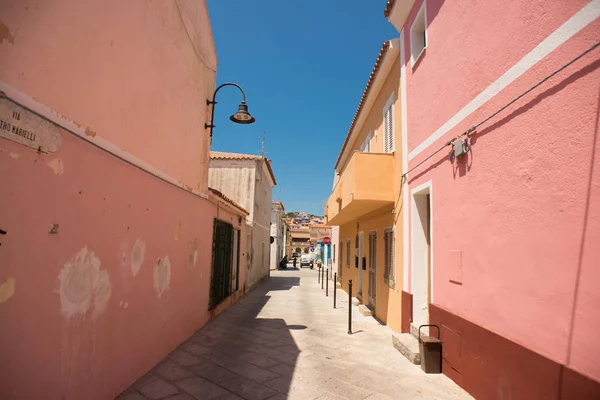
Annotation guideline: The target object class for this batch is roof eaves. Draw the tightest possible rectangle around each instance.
[208,187,249,215]
[334,41,391,170]
[264,158,277,186]
[210,151,261,160]
[209,151,276,185]
[384,0,397,17]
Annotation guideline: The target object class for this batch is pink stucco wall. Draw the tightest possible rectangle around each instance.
[0,128,246,399]
[0,0,216,191]
[0,1,250,399]
[401,0,600,382]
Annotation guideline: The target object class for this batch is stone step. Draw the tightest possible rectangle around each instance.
[336,282,342,289]
[410,323,432,340]
[392,333,421,365]
[410,323,419,339]
[358,304,372,317]
[351,297,360,306]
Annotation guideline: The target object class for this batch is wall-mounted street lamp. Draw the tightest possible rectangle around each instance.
[205,82,255,139]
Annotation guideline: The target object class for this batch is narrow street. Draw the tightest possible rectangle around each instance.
[118,268,472,400]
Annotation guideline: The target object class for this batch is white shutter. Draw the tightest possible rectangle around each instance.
[388,106,395,152]
[383,93,395,153]
[383,111,391,153]
[389,229,396,288]
[383,229,391,284]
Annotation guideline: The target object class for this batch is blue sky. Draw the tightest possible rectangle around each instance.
[207,1,398,215]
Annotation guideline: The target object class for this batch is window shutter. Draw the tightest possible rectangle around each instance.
[383,105,395,153]
[384,230,389,282]
[388,106,395,152]
[389,230,396,288]
[383,229,395,288]
[383,111,390,153]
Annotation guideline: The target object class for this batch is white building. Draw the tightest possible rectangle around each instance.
[270,201,286,270]
[209,152,277,291]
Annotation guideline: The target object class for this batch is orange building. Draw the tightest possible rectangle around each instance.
[325,39,407,332]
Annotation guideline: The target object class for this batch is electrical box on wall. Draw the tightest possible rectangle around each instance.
[453,138,470,158]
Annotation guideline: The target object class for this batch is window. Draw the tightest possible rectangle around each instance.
[369,232,377,270]
[410,2,427,67]
[346,239,351,268]
[383,95,395,153]
[359,132,372,153]
[384,228,396,288]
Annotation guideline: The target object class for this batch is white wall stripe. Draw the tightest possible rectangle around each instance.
[408,0,600,161]
[0,81,209,199]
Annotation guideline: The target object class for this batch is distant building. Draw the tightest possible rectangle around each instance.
[287,225,311,257]
[270,201,285,269]
[209,152,277,290]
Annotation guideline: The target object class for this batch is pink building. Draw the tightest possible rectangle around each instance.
[0,1,248,399]
[385,0,600,398]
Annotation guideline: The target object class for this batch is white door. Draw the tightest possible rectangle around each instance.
[358,232,364,296]
[412,184,432,328]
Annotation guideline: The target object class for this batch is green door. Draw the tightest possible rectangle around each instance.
[210,219,234,308]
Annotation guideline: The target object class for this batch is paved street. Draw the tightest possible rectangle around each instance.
[117,267,472,400]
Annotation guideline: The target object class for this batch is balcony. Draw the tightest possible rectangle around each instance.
[325,152,395,226]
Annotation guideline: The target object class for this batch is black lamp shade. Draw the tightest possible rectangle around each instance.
[230,102,255,124]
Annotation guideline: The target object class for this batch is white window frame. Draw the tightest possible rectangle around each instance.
[410,1,428,68]
[359,132,372,153]
[383,94,395,153]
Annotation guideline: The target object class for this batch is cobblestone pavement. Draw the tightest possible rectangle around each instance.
[117,267,473,400]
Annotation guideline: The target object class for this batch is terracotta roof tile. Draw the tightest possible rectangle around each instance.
[334,41,391,169]
[384,0,397,17]
[208,187,249,215]
[210,151,262,160]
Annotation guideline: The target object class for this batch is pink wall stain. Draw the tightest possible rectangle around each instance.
[401,0,600,383]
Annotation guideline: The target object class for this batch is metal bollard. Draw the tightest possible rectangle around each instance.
[348,280,353,335]
[333,273,337,308]
[318,265,320,284]
[326,268,329,297]
[321,267,324,289]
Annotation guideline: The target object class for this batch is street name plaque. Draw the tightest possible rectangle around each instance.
[0,97,61,152]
